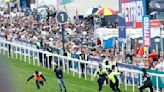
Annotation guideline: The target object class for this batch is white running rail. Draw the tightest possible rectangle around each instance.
[0,40,163,92]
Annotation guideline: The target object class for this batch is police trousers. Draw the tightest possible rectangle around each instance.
[110,80,121,92]
[97,77,106,91]
[139,80,153,92]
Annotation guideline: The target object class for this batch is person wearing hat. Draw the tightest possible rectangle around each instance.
[54,65,67,92]
[107,69,121,92]
[93,64,108,92]
[139,68,153,92]
[26,70,46,89]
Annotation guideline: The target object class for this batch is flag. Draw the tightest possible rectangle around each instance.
[138,45,144,56]
[134,39,138,54]
[103,37,114,49]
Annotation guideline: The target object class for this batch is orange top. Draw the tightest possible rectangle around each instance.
[33,72,42,81]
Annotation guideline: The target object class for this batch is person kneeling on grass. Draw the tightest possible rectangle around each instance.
[26,70,47,89]
[54,65,67,92]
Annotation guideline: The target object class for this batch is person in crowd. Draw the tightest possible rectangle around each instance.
[93,64,108,92]
[79,51,88,77]
[26,70,46,89]
[139,68,153,92]
[54,65,67,92]
[45,43,53,68]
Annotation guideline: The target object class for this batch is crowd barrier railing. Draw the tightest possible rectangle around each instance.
[0,40,164,92]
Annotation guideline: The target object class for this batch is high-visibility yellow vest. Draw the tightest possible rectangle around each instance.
[108,72,120,83]
[94,68,108,78]
[67,52,71,58]
[110,61,116,66]
[36,41,41,46]
[46,51,51,57]
[79,55,88,61]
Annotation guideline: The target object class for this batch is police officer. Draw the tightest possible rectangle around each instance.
[101,55,109,84]
[94,64,108,92]
[79,51,88,77]
[26,70,46,89]
[139,68,153,92]
[112,65,121,92]
[45,44,53,68]
[54,65,67,92]
[107,69,121,92]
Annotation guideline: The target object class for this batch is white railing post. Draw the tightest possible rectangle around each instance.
[79,61,81,78]
[132,72,135,92]
[67,59,69,74]
[58,57,60,67]
[20,46,22,61]
[24,48,26,62]
[91,62,93,81]
[28,49,31,64]
[52,56,55,70]
[37,52,40,67]
[62,58,65,73]
[73,60,75,77]
[3,43,5,55]
[11,44,14,59]
[33,50,35,66]
[156,76,159,92]
[140,72,142,86]
[125,71,127,90]
[42,53,45,68]
[16,46,18,59]
[47,56,50,70]
[85,62,87,80]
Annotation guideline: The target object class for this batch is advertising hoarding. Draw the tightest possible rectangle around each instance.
[120,0,146,27]
[142,15,151,47]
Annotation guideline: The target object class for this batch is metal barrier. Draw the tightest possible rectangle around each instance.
[0,40,163,92]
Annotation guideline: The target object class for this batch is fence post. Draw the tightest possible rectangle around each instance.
[132,71,135,92]
[67,59,69,74]
[20,46,22,61]
[79,61,81,78]
[33,50,35,66]
[47,56,50,70]
[24,48,26,62]
[140,72,142,86]
[58,57,60,67]
[3,43,5,55]
[16,46,18,59]
[73,60,75,77]
[125,71,127,90]
[28,49,30,64]
[37,52,40,67]
[52,56,55,70]
[85,62,87,80]
[156,76,159,92]
[11,44,14,59]
[91,62,93,81]
[42,53,45,68]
